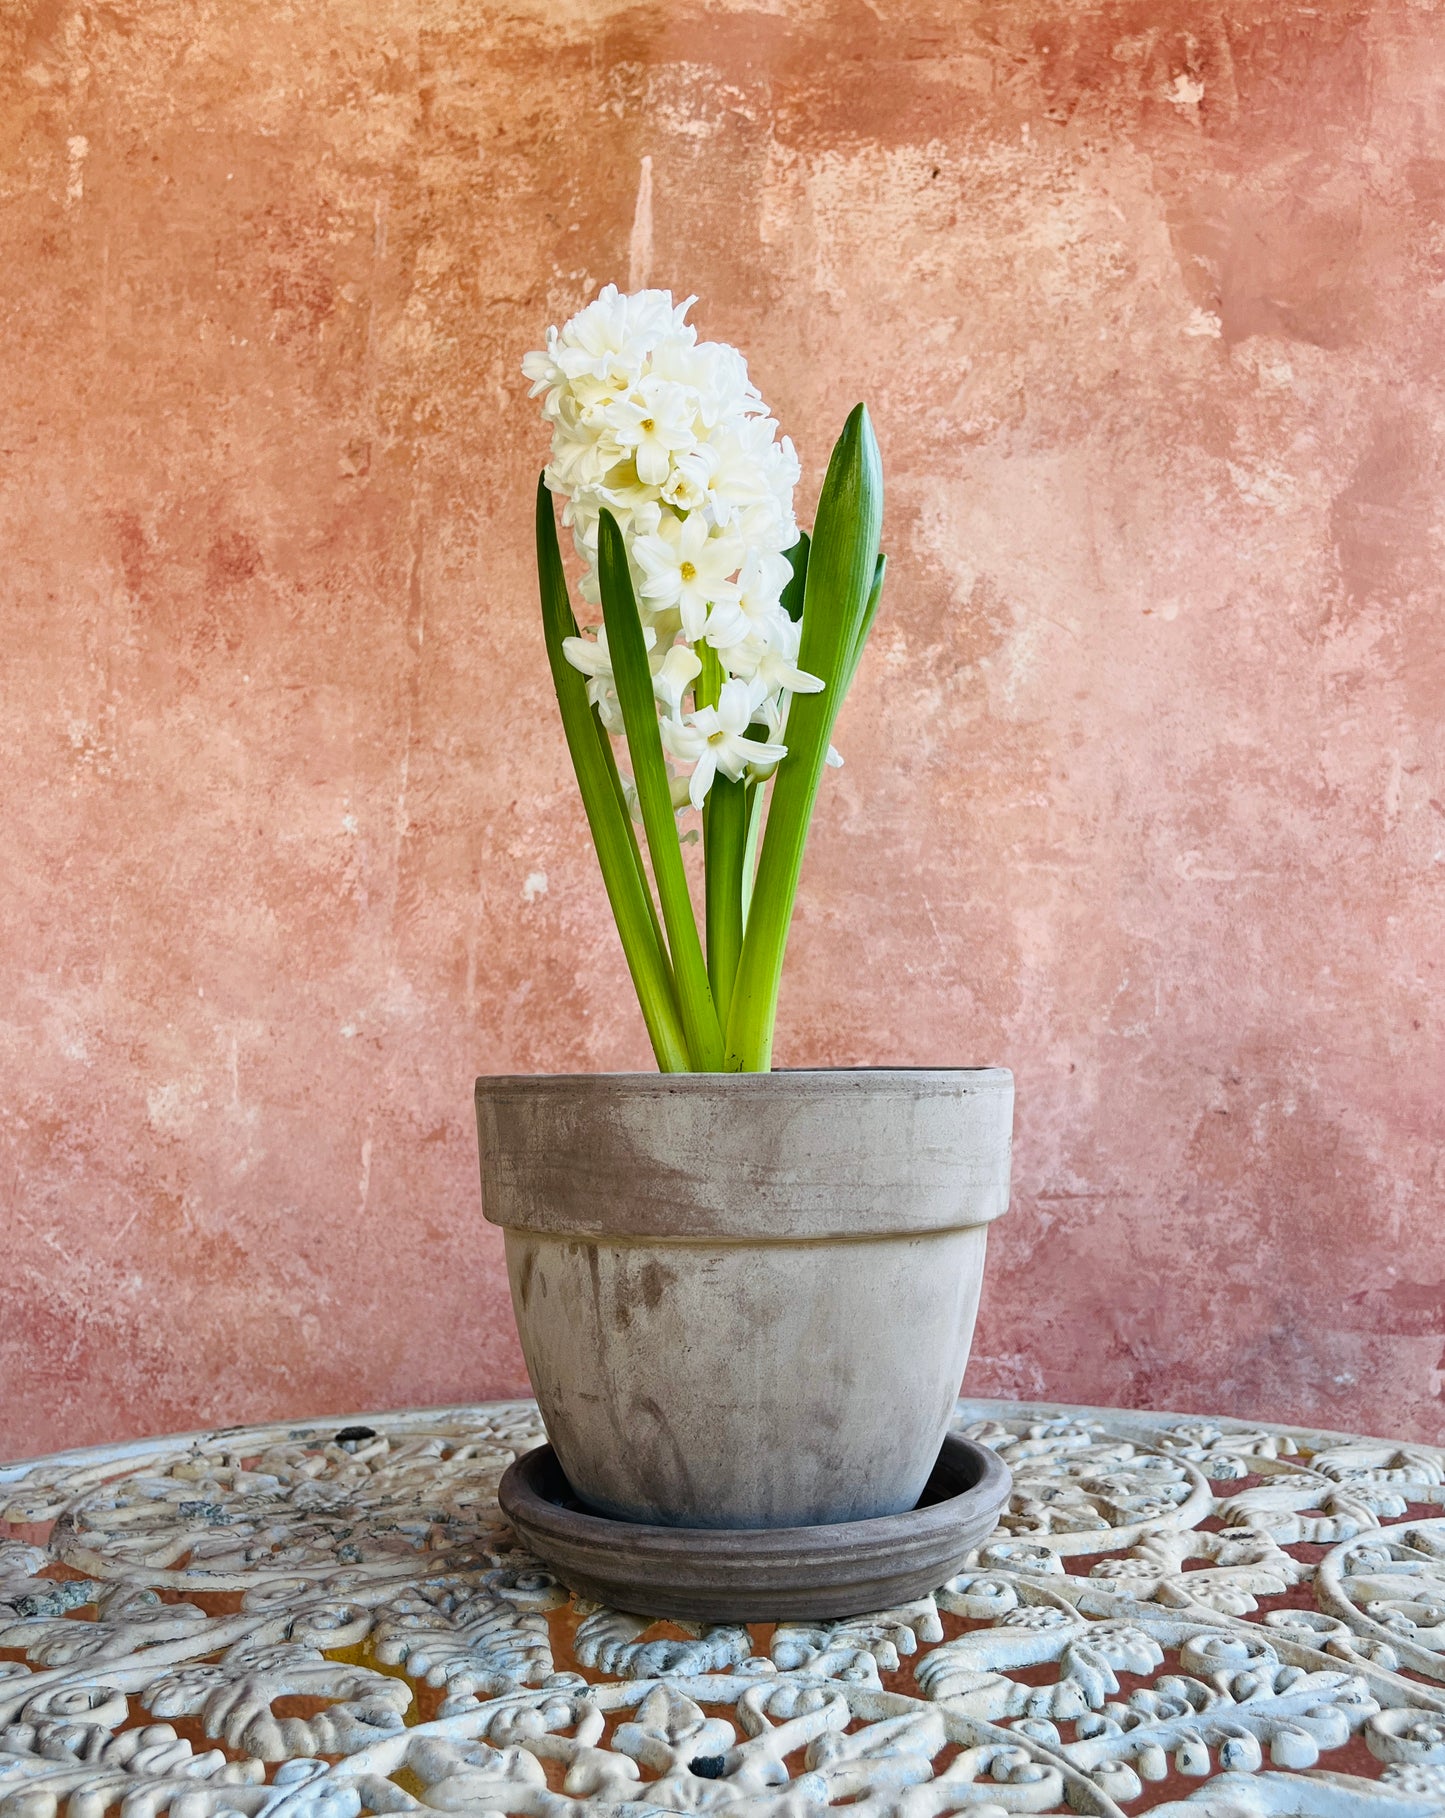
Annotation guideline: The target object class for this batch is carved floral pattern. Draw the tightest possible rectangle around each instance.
[3,1398,1445,1816]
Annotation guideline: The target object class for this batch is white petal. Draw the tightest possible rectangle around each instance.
[689,749,717,809]
[660,716,705,762]
[679,594,709,644]
[635,440,670,486]
[563,634,609,679]
[714,679,753,735]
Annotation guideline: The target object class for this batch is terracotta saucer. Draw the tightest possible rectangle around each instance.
[497,1434,1011,1622]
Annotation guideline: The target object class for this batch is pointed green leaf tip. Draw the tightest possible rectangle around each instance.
[725,404,884,1071]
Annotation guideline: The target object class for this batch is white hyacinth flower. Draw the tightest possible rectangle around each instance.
[661,679,789,811]
[634,512,744,642]
[604,377,698,486]
[523,284,814,807]
[560,621,655,734]
[699,547,793,652]
[652,642,703,720]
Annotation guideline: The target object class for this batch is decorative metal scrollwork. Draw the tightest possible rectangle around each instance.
[4,1397,1445,1815]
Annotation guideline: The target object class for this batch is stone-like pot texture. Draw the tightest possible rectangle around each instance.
[475,1068,1013,1529]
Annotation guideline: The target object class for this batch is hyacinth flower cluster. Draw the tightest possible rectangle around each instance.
[523,286,884,1072]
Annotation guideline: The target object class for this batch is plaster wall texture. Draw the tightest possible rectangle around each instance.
[2,0,1442,1461]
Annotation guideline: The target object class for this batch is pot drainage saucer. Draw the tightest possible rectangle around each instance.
[497,1434,1011,1622]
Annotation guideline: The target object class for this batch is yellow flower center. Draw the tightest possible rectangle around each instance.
[680,561,697,583]
[640,418,656,433]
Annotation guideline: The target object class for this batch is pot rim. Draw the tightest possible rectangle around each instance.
[499,1432,1012,1559]
[475,1065,1014,1240]
[477,1065,1012,1098]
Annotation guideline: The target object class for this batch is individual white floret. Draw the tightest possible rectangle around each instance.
[660,679,789,810]
[633,514,744,643]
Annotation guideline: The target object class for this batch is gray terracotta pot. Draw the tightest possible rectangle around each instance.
[475,1068,1013,1530]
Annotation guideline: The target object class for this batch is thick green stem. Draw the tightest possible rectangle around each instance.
[704,772,746,1032]
[739,778,766,933]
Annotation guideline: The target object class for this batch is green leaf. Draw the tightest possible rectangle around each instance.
[739,776,766,934]
[725,405,883,1071]
[842,551,886,699]
[780,531,810,623]
[535,479,689,1071]
[597,509,724,1070]
[590,698,666,957]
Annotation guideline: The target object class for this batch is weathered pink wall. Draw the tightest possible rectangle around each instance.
[3,0,1442,1460]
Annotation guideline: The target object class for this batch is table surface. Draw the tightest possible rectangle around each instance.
[3,1399,1445,1817]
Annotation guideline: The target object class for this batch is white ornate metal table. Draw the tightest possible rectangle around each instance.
[4,1399,1445,1818]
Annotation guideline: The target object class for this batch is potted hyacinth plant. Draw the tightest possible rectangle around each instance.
[476,287,1013,1536]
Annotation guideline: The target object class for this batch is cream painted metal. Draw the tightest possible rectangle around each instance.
[3,1397,1445,1816]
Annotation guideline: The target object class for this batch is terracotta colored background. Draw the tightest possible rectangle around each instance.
[3,0,1442,1461]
